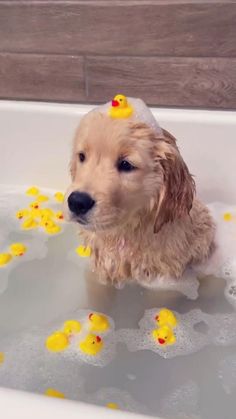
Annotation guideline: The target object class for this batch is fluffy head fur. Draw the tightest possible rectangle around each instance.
[65,111,214,287]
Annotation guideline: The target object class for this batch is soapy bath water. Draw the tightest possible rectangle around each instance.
[0,186,236,418]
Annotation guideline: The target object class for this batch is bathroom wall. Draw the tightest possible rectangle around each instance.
[0,0,235,109]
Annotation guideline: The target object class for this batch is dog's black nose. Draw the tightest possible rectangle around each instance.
[68,192,95,216]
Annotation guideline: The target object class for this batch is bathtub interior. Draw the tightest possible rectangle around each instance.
[0,102,236,418]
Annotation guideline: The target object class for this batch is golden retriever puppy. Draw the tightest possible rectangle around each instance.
[65,110,215,288]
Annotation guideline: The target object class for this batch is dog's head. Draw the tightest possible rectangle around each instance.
[65,111,195,232]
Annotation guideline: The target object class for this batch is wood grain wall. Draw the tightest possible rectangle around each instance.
[0,0,236,109]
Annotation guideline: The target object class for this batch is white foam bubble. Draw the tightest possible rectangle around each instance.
[0,236,48,295]
[218,354,236,395]
[0,185,69,294]
[127,373,136,381]
[0,185,67,239]
[0,310,117,398]
[193,202,236,308]
[118,308,236,359]
[118,309,207,359]
[160,380,200,419]
[96,97,163,135]
[0,331,85,399]
[45,310,116,368]
[140,268,200,300]
[206,311,236,346]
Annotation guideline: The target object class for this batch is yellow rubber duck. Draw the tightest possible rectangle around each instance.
[29,208,42,220]
[39,217,61,234]
[37,194,49,203]
[106,403,119,410]
[76,245,91,257]
[45,223,61,235]
[9,243,27,257]
[16,209,29,220]
[109,94,133,119]
[54,192,65,203]
[79,333,103,356]
[155,308,178,328]
[30,201,40,210]
[40,217,55,229]
[63,320,81,336]
[0,352,5,364]
[55,211,64,221]
[45,388,65,399]
[40,208,55,219]
[22,217,38,230]
[0,253,12,267]
[26,186,40,196]
[223,212,233,222]
[88,312,110,332]
[152,325,176,346]
[46,331,69,352]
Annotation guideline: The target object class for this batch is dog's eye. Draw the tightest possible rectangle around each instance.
[78,152,86,163]
[117,159,136,173]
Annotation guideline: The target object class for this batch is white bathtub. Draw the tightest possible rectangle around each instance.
[0,101,236,419]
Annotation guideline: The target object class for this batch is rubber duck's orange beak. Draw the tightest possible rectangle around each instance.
[89,313,93,320]
[96,336,101,343]
[112,100,119,107]
[158,338,165,345]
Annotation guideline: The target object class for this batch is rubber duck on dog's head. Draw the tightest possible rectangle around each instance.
[109,94,133,119]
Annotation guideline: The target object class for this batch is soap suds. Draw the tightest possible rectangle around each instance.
[118,308,236,358]
[160,380,200,419]
[218,354,236,395]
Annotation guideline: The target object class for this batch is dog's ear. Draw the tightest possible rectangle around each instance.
[153,129,195,233]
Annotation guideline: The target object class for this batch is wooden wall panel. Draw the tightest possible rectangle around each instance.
[87,56,236,108]
[0,1,235,57]
[0,53,85,101]
[0,1,235,109]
